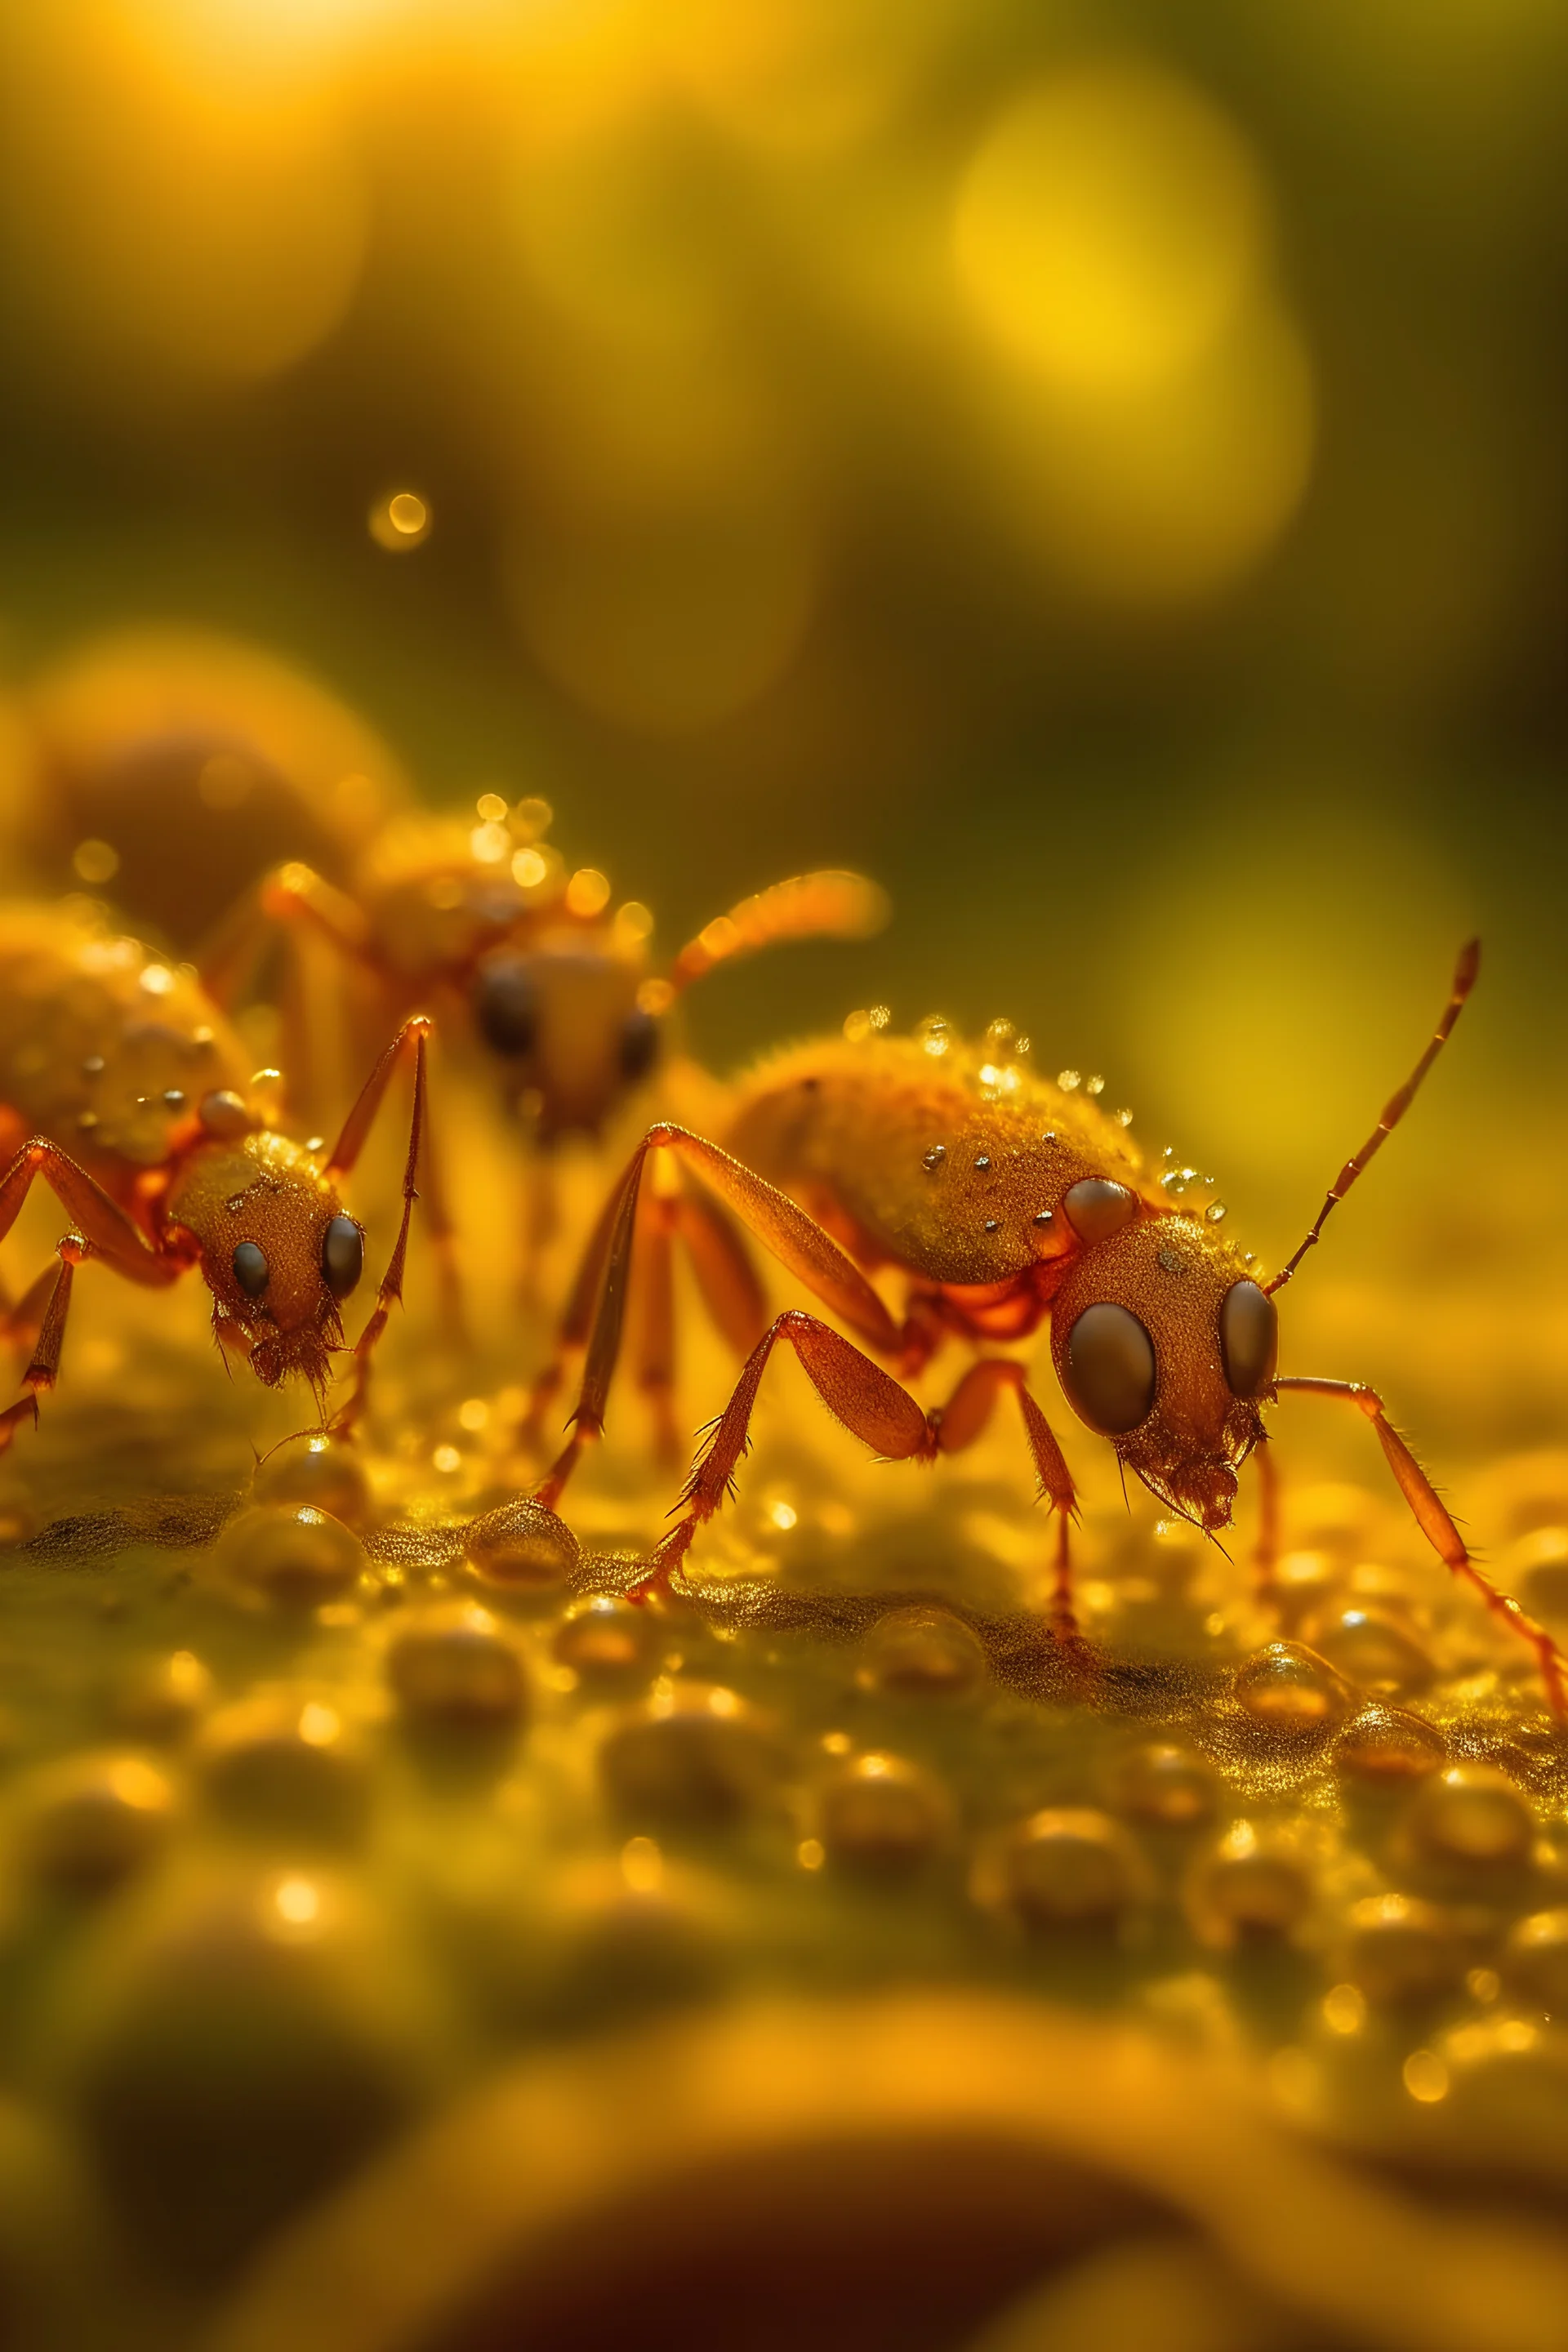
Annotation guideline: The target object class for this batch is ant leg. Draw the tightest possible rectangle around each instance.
[1272,1376,1566,1715]
[674,1192,768,1356]
[0,1238,86,1454]
[1254,1439,1281,1604]
[932,1359,1080,1624]
[0,1260,66,1359]
[632,1174,682,1468]
[518,1159,560,1315]
[0,1149,185,1451]
[202,863,372,1003]
[518,1174,627,1468]
[327,1020,431,1438]
[666,873,888,996]
[646,1311,933,1588]
[408,1103,465,1342]
[0,1143,179,1285]
[520,1172,768,1480]
[533,1125,898,1510]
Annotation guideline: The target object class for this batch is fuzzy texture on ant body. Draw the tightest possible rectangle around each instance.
[200,795,887,1291]
[529,943,1567,1714]
[0,904,434,1448]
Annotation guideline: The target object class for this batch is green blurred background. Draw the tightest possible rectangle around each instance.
[0,0,1564,1450]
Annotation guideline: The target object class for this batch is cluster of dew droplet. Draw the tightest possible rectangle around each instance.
[1156,1143,1228,1227]
[2,1420,1566,2303]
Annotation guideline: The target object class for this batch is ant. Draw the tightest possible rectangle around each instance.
[0,902,433,1451]
[527,942,1568,1716]
[199,794,887,1290]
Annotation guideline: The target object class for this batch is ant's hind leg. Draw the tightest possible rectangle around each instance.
[644,1310,932,1592]
[1272,1376,1567,1717]
[0,1239,84,1454]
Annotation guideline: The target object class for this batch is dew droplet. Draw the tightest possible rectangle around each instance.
[1302,1605,1433,1695]
[1108,1741,1220,1829]
[462,1498,580,1606]
[198,1700,370,1848]
[1343,1894,1467,2008]
[1187,1823,1314,1945]
[216,1506,367,1609]
[19,1755,176,1892]
[921,1145,947,1172]
[858,1606,987,1699]
[1404,1765,1534,1870]
[1333,1704,1446,1784]
[1204,1201,1228,1224]
[991,1808,1146,1931]
[817,1753,950,1876]
[386,1608,529,1730]
[1502,1909,1568,2011]
[1058,1068,1081,1092]
[599,1685,779,1827]
[553,1597,660,1686]
[251,1433,372,1530]
[1233,1642,1349,1732]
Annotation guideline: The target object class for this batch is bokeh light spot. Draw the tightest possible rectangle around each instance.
[369,490,432,550]
[954,60,1270,398]
[506,484,817,737]
[72,838,120,885]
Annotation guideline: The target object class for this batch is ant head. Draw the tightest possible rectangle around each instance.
[470,943,660,1140]
[1049,1215,1276,1533]
[176,1131,364,1396]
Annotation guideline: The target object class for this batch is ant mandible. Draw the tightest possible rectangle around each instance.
[526,941,1567,1715]
[0,903,434,1450]
[199,795,887,1289]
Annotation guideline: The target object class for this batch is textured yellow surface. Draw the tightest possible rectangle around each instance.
[1,1309,1566,2351]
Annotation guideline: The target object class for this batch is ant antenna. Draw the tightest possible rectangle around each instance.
[1267,939,1479,1298]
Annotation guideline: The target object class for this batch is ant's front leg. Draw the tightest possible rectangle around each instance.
[1272,1375,1566,1717]
[327,1018,434,1439]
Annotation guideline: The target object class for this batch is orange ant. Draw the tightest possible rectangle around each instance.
[528,942,1567,1715]
[199,795,887,1288]
[0,903,433,1450]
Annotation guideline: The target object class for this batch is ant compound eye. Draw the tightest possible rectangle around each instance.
[232,1241,270,1298]
[1219,1278,1277,1399]
[321,1215,364,1300]
[472,958,538,1059]
[1062,1178,1139,1245]
[1063,1302,1156,1435]
[618,1004,661,1083]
